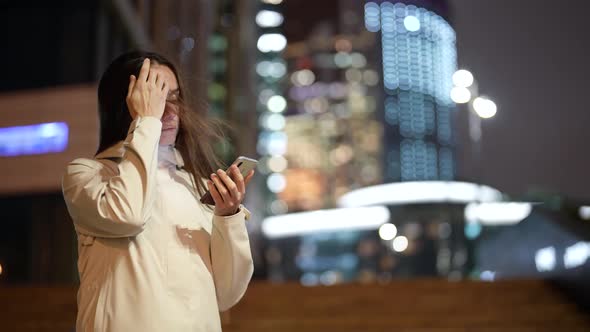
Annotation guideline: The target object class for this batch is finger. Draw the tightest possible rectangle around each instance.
[244,170,255,187]
[127,75,136,98]
[217,169,239,199]
[149,70,158,86]
[138,58,150,82]
[161,79,169,94]
[207,180,223,205]
[157,74,165,90]
[211,173,230,203]
[231,165,246,194]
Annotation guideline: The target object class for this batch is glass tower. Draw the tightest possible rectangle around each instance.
[365,1,456,181]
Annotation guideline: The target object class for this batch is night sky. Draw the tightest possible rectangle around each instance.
[449,0,590,201]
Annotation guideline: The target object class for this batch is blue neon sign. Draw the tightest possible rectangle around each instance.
[0,122,69,157]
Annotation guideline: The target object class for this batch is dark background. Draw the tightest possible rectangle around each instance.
[450,0,590,200]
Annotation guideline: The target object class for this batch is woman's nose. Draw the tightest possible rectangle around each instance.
[162,108,177,120]
[164,104,179,116]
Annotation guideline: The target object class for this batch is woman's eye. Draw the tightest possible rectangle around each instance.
[167,92,179,101]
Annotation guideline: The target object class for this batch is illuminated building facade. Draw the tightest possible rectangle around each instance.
[365,1,457,181]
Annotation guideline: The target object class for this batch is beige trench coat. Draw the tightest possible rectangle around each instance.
[62,116,253,331]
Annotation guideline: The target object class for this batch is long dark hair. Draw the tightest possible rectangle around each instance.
[97,50,224,196]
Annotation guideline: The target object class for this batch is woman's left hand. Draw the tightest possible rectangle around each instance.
[208,165,255,216]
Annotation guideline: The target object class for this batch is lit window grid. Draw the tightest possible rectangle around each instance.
[400,139,438,181]
[400,140,449,181]
[384,92,436,139]
[437,105,452,146]
[256,4,288,215]
[439,147,454,180]
[386,148,401,180]
[364,2,381,32]
[384,132,455,182]
[367,2,457,182]
[377,2,456,105]
[381,31,456,105]
[207,32,229,118]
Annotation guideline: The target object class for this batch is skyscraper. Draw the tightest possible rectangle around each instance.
[365,1,456,182]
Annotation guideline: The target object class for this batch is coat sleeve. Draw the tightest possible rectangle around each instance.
[210,206,254,311]
[62,116,162,238]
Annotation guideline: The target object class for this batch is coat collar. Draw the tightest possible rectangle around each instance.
[95,141,185,169]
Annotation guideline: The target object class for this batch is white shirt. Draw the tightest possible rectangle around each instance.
[62,116,253,331]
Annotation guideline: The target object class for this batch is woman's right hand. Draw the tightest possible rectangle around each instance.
[126,58,170,120]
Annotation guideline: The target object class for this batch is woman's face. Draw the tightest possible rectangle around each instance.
[150,63,180,146]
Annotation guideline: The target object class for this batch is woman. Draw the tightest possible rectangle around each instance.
[62,51,254,331]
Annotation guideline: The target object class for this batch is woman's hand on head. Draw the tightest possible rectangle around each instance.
[126,58,170,120]
[208,165,255,216]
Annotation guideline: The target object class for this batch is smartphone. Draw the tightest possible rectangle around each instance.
[199,156,258,205]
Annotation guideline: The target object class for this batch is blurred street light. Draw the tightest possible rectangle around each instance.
[452,69,474,88]
[579,206,590,220]
[379,223,397,241]
[473,97,497,119]
[451,69,498,182]
[257,33,287,53]
[452,69,497,119]
[267,95,287,112]
[392,236,409,252]
[267,173,287,193]
[256,10,284,28]
[450,86,471,104]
